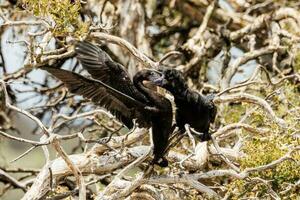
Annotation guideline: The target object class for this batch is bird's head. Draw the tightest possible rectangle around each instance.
[141,69,164,83]
[152,68,188,94]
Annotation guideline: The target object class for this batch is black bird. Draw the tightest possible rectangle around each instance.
[41,42,173,167]
[7,0,18,5]
[152,68,217,141]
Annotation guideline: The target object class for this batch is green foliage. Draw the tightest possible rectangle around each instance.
[226,134,300,199]
[22,0,89,38]
[243,136,299,180]
[293,51,300,73]
[223,103,245,124]
[223,82,300,198]
[270,82,300,132]
[241,137,286,169]
[47,185,72,199]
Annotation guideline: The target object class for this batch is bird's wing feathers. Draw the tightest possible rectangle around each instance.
[42,66,146,128]
[75,41,149,103]
[75,41,112,83]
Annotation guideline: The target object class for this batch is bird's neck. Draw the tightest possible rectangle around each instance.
[133,76,159,106]
[170,86,189,99]
[175,88,206,107]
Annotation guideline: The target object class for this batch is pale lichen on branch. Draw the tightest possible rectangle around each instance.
[0,0,300,199]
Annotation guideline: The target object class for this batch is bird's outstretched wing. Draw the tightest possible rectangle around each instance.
[41,66,147,129]
[75,41,148,103]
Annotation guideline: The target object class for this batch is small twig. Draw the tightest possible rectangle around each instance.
[0,20,48,28]
[158,51,182,65]
[217,80,261,96]
[184,124,196,151]
[100,145,153,197]
[90,32,158,69]
[0,168,27,191]
[212,123,268,138]
[211,135,240,172]
[214,93,287,128]
[10,146,38,163]
[0,130,48,145]
[109,165,154,200]
[221,46,287,88]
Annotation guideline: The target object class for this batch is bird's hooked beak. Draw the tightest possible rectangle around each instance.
[145,69,165,85]
[148,70,166,85]
[151,74,165,85]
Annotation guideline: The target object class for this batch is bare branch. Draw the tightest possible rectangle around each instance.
[214,93,286,128]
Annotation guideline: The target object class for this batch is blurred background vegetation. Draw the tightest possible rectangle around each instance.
[0,0,300,199]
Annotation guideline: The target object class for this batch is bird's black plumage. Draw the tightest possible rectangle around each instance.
[133,70,173,167]
[41,42,173,167]
[153,68,217,141]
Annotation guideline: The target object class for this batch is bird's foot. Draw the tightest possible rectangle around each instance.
[199,133,212,142]
[152,157,169,167]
